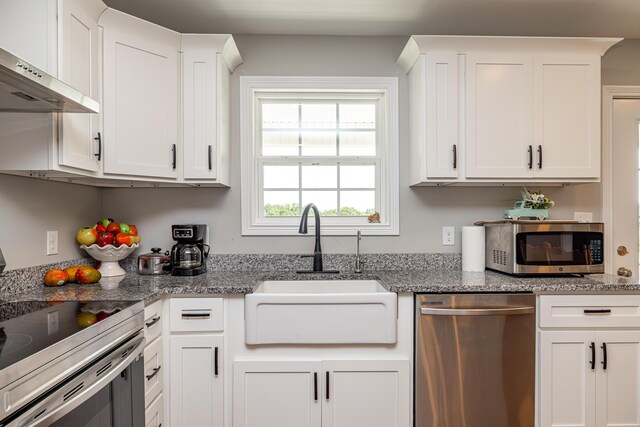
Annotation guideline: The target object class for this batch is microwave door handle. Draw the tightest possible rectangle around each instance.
[16,336,145,427]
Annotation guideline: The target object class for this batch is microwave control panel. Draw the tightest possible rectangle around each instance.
[589,239,603,264]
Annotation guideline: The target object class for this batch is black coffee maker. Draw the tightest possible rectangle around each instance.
[170,224,209,276]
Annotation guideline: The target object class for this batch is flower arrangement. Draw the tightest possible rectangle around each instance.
[521,188,555,210]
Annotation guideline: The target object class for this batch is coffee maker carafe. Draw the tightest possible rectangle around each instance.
[170,224,209,276]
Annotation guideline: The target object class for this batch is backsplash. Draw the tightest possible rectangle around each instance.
[1,253,460,296]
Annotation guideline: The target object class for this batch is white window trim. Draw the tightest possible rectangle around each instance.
[240,76,399,236]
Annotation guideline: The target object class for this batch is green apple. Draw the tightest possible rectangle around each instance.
[99,218,115,228]
[119,223,131,234]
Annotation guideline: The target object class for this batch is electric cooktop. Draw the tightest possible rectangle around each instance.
[0,300,140,373]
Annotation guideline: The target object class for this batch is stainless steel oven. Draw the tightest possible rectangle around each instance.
[485,221,604,275]
[0,300,145,427]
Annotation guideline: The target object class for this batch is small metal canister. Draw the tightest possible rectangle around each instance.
[138,248,170,275]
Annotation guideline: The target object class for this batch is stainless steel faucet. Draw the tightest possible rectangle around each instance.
[355,230,365,273]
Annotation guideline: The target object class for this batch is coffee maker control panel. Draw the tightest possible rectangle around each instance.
[173,228,194,239]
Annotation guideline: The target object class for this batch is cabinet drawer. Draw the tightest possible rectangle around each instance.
[144,337,163,408]
[144,300,163,343]
[539,295,640,328]
[169,298,224,332]
[145,392,164,427]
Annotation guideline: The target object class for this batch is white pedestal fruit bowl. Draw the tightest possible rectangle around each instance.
[80,244,139,277]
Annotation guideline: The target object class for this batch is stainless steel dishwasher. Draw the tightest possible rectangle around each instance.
[415,293,535,427]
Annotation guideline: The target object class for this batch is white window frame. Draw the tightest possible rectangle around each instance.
[240,76,399,236]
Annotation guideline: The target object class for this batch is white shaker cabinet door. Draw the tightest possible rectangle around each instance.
[465,54,534,178]
[233,360,321,427]
[595,331,640,427]
[170,334,223,427]
[101,9,179,179]
[533,55,600,179]
[321,359,411,427]
[539,330,597,427]
[57,0,103,172]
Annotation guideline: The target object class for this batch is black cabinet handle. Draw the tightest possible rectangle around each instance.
[94,132,102,161]
[214,347,219,376]
[589,342,595,370]
[313,372,318,401]
[452,144,457,169]
[181,312,211,319]
[601,343,608,370]
[527,145,532,169]
[145,315,160,328]
[208,145,213,170]
[146,365,161,381]
[325,371,330,400]
[172,144,177,169]
[537,145,542,169]
[584,309,612,314]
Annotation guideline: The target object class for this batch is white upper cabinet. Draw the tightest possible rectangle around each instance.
[397,36,621,185]
[0,0,57,74]
[100,9,180,179]
[181,34,241,185]
[465,54,534,178]
[57,0,105,172]
[533,55,601,179]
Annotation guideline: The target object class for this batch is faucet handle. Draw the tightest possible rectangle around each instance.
[300,254,314,258]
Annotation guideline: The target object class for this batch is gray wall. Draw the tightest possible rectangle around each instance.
[104,35,603,255]
[0,174,102,270]
[602,39,640,85]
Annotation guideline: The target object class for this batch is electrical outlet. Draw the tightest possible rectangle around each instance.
[574,212,593,223]
[442,226,455,246]
[205,225,210,246]
[46,231,58,255]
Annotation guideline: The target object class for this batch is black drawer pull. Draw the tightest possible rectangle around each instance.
[537,145,543,169]
[94,132,102,161]
[589,342,595,370]
[181,312,211,319]
[146,366,161,381]
[208,145,213,170]
[584,309,612,314]
[172,144,177,169]
[145,315,161,328]
[601,343,607,370]
[527,145,533,169]
[452,144,457,169]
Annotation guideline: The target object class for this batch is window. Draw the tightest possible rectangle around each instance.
[241,77,398,235]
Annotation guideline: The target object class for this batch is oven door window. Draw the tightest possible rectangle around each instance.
[515,232,603,266]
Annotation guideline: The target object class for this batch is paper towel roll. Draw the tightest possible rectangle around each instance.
[462,226,485,272]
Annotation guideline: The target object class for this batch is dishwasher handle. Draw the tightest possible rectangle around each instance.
[420,306,535,316]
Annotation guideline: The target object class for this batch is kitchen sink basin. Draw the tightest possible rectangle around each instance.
[244,280,397,345]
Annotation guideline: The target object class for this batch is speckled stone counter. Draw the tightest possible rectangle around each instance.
[3,269,640,304]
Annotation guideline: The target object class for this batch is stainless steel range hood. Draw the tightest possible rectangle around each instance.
[0,48,99,113]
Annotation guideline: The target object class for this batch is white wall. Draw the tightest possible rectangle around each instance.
[0,174,102,270]
[104,35,603,255]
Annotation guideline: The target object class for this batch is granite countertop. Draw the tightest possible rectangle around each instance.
[3,269,640,304]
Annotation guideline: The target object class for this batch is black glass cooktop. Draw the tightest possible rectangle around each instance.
[0,300,139,372]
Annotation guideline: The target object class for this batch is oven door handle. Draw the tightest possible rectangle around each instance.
[15,335,145,427]
[420,306,535,316]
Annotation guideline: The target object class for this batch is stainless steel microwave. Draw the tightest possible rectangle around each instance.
[484,221,604,275]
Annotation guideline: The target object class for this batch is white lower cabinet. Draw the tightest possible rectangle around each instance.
[143,300,165,427]
[170,334,224,427]
[145,393,164,427]
[233,359,410,427]
[539,295,640,427]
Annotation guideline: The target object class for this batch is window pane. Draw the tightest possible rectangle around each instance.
[340,165,375,188]
[264,165,299,189]
[302,191,338,216]
[264,191,299,216]
[340,131,376,156]
[339,104,375,129]
[302,104,336,129]
[263,131,299,156]
[302,165,337,188]
[262,104,298,129]
[340,191,375,216]
[301,131,336,156]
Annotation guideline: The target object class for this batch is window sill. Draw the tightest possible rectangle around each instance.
[241,223,399,236]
